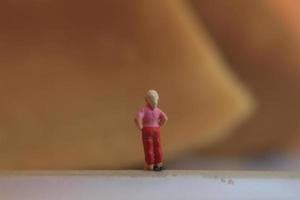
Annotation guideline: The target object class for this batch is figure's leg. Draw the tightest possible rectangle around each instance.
[142,128,155,170]
[153,128,164,171]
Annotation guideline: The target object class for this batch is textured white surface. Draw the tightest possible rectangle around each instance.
[0,170,299,200]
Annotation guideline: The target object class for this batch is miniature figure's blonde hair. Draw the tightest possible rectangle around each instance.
[147,89,159,108]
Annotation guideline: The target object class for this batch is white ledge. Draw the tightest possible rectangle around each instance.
[0,170,299,200]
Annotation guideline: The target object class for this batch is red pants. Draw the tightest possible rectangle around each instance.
[142,127,163,165]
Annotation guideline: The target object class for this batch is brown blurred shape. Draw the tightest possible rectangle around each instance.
[191,0,300,156]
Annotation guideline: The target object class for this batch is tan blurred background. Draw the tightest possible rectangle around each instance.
[0,0,299,170]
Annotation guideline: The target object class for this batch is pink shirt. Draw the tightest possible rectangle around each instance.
[137,106,168,128]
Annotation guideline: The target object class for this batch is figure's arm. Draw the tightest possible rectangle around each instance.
[134,108,144,130]
[134,117,143,130]
[159,111,168,127]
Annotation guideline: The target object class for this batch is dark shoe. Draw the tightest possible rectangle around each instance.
[153,165,165,171]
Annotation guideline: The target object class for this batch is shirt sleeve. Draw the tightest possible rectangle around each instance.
[136,107,145,119]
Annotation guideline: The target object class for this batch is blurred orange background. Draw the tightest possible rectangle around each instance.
[0,0,299,170]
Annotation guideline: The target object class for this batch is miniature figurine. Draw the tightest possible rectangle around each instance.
[134,90,168,171]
